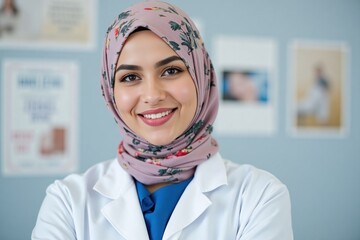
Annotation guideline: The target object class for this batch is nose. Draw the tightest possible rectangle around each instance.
[141,78,165,105]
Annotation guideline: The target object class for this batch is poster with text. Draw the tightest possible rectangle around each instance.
[288,41,348,137]
[0,0,96,50]
[214,36,277,135]
[2,59,78,175]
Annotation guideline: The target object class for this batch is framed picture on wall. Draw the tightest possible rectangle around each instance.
[288,40,349,137]
[1,59,79,175]
[214,36,278,136]
[0,0,97,50]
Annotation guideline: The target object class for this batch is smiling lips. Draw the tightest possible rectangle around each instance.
[138,108,176,126]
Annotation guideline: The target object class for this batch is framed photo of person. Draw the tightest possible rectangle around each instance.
[288,40,349,137]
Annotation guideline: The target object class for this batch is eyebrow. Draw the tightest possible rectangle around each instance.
[115,55,183,73]
[154,55,183,68]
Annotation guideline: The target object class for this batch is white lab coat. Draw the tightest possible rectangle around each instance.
[32,152,293,240]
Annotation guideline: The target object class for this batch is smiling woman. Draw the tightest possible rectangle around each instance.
[32,1,293,240]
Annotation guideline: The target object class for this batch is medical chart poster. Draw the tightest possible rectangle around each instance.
[2,59,78,176]
[214,36,277,135]
[288,41,348,137]
[0,0,96,50]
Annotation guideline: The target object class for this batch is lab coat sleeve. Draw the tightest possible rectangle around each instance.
[32,180,77,240]
[237,181,293,240]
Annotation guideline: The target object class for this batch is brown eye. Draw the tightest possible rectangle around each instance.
[121,74,140,82]
[162,67,183,77]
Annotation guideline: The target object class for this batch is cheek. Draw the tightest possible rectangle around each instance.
[172,80,197,109]
[114,88,136,115]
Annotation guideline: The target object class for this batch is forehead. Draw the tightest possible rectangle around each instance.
[117,30,177,64]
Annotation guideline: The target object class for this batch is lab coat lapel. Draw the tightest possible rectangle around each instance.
[101,190,149,240]
[163,153,228,239]
[163,179,211,239]
[94,160,149,240]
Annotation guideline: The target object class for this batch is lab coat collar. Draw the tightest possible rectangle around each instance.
[93,159,133,199]
[93,152,228,198]
[194,152,228,192]
[93,152,228,240]
[163,152,228,239]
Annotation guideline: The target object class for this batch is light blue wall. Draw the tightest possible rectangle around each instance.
[0,0,359,239]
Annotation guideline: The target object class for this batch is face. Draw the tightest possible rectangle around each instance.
[228,72,257,101]
[114,30,197,146]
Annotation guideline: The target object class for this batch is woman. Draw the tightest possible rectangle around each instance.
[32,1,293,239]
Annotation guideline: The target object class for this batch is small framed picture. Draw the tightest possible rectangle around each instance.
[214,36,277,135]
[288,40,349,137]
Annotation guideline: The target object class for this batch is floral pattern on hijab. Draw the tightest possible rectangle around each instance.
[101,1,219,185]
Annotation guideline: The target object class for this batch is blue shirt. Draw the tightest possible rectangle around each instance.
[135,178,192,240]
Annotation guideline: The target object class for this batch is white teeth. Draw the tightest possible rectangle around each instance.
[143,110,172,119]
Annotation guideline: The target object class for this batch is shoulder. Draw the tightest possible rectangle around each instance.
[221,156,291,219]
[224,158,286,190]
[196,152,288,194]
[46,159,117,198]
[216,154,290,203]
[66,159,115,182]
[192,153,293,238]
[197,152,289,199]
[220,156,293,239]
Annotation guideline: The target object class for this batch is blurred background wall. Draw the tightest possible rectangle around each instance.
[0,0,359,239]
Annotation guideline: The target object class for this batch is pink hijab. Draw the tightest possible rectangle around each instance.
[101,1,219,185]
